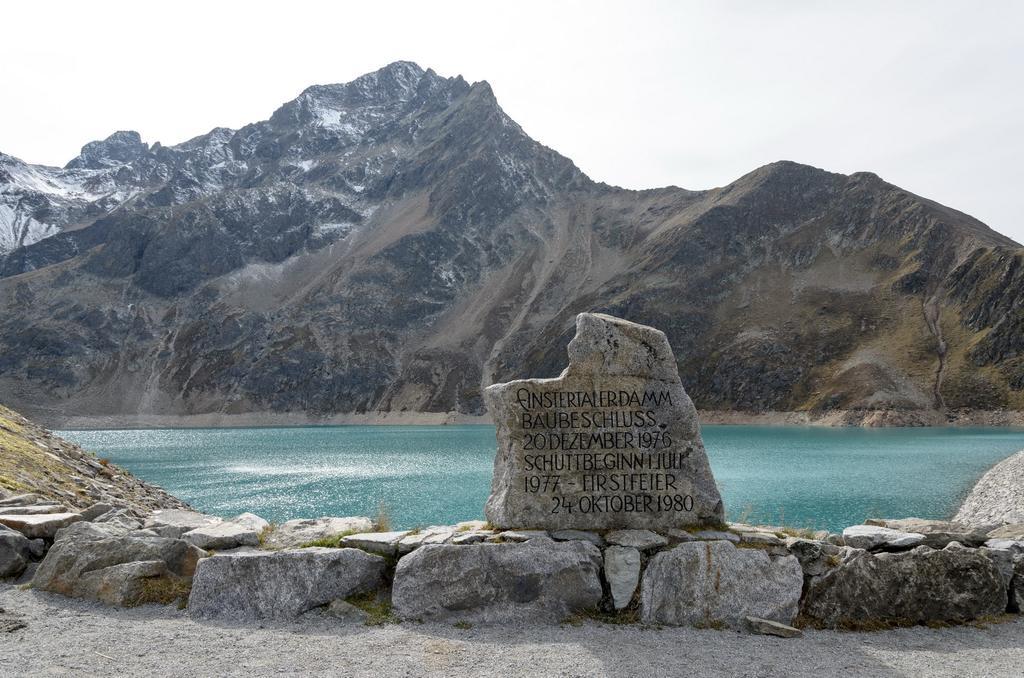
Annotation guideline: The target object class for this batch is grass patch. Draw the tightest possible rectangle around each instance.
[453,620,473,630]
[345,590,398,626]
[127,576,192,608]
[299,529,360,549]
[693,619,728,631]
[373,502,392,532]
[257,523,276,548]
[563,606,641,627]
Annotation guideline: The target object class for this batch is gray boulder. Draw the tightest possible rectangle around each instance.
[0,512,82,540]
[393,541,603,623]
[187,548,386,620]
[1,524,33,578]
[800,543,1008,628]
[32,521,205,606]
[604,546,641,610]
[261,516,374,549]
[640,541,803,628]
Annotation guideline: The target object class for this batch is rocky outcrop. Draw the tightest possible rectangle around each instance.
[1,64,1021,427]
[0,404,188,515]
[640,541,803,628]
[955,450,1024,526]
[392,541,604,623]
[800,543,1008,628]
[187,548,387,620]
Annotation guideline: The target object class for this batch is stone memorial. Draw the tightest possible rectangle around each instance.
[484,312,724,530]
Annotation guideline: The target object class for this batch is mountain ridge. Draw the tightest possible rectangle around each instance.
[1,61,1022,427]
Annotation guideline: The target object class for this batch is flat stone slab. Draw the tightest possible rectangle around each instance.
[605,529,668,551]
[188,547,386,620]
[988,523,1024,540]
[143,510,222,538]
[261,517,374,549]
[484,313,724,531]
[746,616,803,638]
[842,525,925,550]
[550,529,605,547]
[0,513,82,540]
[640,541,803,628]
[182,522,260,551]
[392,541,603,623]
[341,531,411,557]
[865,518,988,548]
[0,505,66,516]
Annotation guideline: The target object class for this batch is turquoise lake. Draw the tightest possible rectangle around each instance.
[57,425,1024,532]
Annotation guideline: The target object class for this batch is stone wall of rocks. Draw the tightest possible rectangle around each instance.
[4,499,1022,635]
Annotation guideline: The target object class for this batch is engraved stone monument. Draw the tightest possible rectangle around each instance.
[484,312,724,530]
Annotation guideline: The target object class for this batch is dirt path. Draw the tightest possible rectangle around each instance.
[1,585,1022,677]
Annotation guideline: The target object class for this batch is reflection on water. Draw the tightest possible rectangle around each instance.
[58,425,1024,532]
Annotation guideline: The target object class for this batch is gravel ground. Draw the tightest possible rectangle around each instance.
[1,584,1022,678]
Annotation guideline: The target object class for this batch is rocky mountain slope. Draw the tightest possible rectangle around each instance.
[1,62,1022,426]
[0,404,186,513]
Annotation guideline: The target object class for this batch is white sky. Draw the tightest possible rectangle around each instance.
[3,0,1022,243]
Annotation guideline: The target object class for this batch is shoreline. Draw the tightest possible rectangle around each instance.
[41,407,1024,431]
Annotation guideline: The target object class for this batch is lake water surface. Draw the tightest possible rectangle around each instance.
[58,425,1024,532]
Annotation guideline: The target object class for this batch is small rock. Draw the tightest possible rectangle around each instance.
[341,531,411,557]
[488,530,550,543]
[79,503,114,522]
[231,512,270,534]
[550,529,605,547]
[605,529,668,551]
[746,616,803,638]
[449,531,491,545]
[604,546,641,610]
[0,513,82,540]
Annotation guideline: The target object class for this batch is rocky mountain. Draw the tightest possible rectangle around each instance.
[0,61,1022,427]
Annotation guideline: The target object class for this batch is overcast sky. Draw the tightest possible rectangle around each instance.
[3,1,1022,242]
